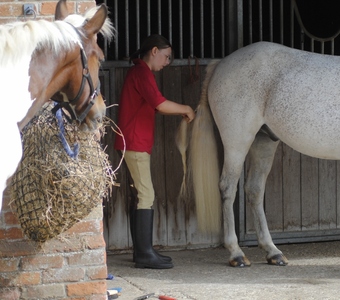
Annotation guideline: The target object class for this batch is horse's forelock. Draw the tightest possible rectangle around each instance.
[64,6,115,41]
[82,6,115,40]
[43,20,81,52]
[63,14,85,28]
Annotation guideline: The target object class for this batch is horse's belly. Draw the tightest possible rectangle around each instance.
[281,136,340,160]
[266,106,340,160]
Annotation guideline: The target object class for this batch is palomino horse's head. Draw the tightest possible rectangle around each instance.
[25,0,114,131]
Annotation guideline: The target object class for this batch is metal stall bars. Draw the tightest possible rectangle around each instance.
[244,0,340,54]
[105,0,242,62]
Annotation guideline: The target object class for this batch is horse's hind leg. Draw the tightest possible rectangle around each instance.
[220,142,254,267]
[245,132,288,266]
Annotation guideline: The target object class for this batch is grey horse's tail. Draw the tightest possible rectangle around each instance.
[176,60,222,233]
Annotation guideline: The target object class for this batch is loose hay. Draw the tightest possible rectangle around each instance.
[10,104,114,243]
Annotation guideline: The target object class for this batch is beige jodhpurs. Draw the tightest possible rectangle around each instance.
[123,151,155,209]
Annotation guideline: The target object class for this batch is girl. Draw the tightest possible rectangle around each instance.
[114,34,195,269]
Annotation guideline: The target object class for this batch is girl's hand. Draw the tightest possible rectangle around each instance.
[183,107,195,123]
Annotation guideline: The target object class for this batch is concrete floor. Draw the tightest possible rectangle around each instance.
[106,241,340,300]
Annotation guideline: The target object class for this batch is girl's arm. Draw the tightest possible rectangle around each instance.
[156,100,195,123]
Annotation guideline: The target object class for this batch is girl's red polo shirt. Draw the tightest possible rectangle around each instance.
[114,59,166,154]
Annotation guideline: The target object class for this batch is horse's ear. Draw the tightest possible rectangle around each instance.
[55,0,69,21]
[83,4,108,37]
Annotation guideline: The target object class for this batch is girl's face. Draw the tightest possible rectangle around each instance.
[145,46,172,71]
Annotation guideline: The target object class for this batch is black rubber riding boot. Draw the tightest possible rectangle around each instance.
[130,208,136,262]
[130,208,172,263]
[134,209,173,269]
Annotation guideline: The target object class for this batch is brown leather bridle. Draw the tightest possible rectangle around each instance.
[52,30,100,123]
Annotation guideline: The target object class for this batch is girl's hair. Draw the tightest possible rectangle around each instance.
[130,34,173,63]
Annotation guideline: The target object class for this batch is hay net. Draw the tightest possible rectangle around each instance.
[10,103,113,243]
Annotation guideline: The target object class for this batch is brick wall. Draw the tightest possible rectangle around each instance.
[0,188,108,300]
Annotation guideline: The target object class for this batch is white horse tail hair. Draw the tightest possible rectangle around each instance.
[176,59,222,234]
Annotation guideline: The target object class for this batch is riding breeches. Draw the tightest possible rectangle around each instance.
[123,151,155,209]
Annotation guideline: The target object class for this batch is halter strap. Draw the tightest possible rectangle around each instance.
[51,47,100,123]
[68,48,94,105]
[51,24,100,123]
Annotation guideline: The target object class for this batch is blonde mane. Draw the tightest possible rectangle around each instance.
[0,20,81,67]
[0,5,115,67]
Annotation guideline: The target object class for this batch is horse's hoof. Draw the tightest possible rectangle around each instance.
[229,256,251,267]
[267,254,289,266]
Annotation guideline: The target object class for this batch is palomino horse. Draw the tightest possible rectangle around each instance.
[0,0,114,211]
[177,41,340,267]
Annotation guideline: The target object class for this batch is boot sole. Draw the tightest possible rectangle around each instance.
[133,254,172,263]
[135,263,174,269]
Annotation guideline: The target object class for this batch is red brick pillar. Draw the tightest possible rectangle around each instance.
[0,188,108,300]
